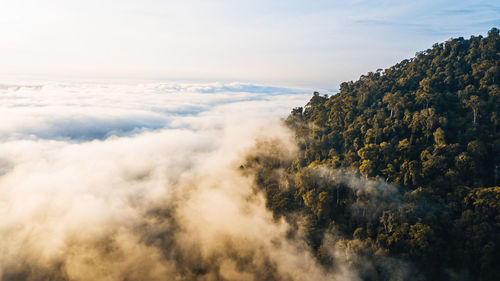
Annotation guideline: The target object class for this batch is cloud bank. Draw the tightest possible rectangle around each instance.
[1,81,358,280]
[0,81,308,141]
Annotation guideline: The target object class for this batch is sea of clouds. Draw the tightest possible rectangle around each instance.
[1,80,361,280]
[0,81,308,141]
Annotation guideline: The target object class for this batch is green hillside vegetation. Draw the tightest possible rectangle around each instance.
[243,28,500,280]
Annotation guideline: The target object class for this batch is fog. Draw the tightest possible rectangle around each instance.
[0,81,357,280]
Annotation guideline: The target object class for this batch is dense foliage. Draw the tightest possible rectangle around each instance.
[244,29,500,280]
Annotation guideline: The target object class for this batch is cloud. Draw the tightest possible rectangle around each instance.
[1,81,358,280]
[0,81,310,141]
[353,1,500,36]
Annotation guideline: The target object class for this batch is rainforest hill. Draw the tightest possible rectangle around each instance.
[243,28,500,280]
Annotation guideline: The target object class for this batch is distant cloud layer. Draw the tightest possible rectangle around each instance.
[0,81,309,141]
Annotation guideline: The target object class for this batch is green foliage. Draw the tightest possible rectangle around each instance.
[247,29,500,280]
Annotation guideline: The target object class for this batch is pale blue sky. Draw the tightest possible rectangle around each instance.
[1,0,499,88]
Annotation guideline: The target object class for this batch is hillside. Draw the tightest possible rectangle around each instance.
[243,28,500,280]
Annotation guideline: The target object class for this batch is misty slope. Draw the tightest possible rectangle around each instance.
[245,28,500,280]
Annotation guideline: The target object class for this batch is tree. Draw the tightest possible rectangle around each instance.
[465,95,483,125]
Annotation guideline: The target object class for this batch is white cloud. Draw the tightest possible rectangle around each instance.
[0,80,349,280]
[0,81,310,141]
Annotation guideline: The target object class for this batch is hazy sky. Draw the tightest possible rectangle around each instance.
[1,0,499,88]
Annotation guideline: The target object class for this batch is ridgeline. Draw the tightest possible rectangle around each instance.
[244,28,500,280]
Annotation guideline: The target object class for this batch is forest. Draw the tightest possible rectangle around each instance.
[242,28,499,280]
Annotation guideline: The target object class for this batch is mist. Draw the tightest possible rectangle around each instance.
[0,81,342,280]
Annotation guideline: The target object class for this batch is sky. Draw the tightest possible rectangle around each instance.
[1,0,499,88]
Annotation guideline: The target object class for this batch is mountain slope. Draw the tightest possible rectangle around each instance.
[245,28,500,280]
